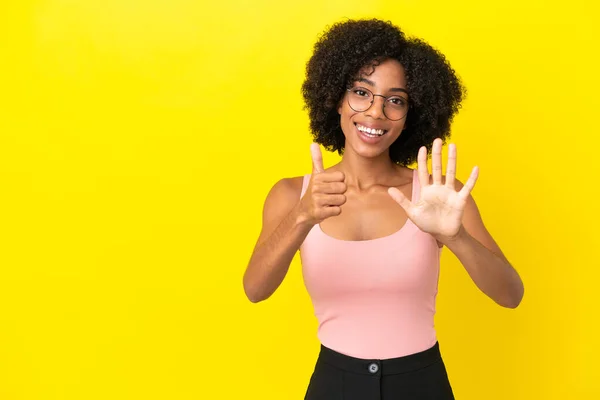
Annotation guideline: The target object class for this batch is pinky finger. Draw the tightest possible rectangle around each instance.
[459,166,479,199]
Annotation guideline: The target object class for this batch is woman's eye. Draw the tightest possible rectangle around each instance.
[353,89,368,97]
[389,97,406,106]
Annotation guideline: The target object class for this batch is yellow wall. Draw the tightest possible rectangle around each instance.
[1,0,598,398]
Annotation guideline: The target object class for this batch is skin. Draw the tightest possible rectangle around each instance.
[243,59,524,309]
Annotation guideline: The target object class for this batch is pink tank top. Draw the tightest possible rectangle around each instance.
[299,169,442,359]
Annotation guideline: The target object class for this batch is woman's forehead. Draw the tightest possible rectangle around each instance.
[355,60,407,89]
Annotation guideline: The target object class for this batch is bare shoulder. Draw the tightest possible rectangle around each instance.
[264,176,305,205]
[255,175,305,246]
[261,175,305,222]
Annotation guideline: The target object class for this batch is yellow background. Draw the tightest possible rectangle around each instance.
[1,0,599,399]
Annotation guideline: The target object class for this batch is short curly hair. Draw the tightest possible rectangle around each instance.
[301,18,465,166]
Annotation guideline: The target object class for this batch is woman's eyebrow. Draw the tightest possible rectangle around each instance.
[356,78,407,94]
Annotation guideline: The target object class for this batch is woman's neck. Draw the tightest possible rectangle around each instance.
[337,150,400,191]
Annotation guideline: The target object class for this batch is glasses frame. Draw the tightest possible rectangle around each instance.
[345,86,409,121]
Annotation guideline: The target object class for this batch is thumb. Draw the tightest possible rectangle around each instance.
[310,142,324,174]
[388,187,412,213]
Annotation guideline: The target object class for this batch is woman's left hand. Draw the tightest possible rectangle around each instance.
[388,138,479,242]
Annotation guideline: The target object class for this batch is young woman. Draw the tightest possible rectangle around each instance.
[243,18,524,399]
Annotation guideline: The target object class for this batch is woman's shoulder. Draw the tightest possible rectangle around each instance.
[257,175,306,222]
[264,175,306,204]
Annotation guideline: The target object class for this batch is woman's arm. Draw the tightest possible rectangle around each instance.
[388,139,525,308]
[243,144,347,303]
[243,177,312,303]
[438,185,524,308]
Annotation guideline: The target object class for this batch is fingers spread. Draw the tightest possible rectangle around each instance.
[432,138,443,185]
[445,143,456,190]
[458,166,479,199]
[417,146,430,188]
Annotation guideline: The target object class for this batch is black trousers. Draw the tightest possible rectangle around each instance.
[304,342,455,400]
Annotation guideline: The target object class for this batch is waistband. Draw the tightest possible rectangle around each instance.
[317,342,443,376]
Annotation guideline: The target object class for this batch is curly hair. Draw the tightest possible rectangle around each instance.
[301,18,465,166]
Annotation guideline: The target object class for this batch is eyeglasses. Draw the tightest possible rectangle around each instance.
[346,86,409,121]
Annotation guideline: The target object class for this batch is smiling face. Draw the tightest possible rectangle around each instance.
[337,58,409,160]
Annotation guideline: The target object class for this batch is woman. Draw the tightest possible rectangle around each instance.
[243,18,524,399]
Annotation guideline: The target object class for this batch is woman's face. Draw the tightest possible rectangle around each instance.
[337,58,409,160]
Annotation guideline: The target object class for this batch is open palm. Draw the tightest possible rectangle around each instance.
[388,138,479,240]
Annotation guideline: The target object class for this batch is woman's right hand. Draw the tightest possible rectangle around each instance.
[297,143,347,225]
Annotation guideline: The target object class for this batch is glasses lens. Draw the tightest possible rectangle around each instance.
[347,87,373,112]
[383,96,409,121]
[347,87,409,121]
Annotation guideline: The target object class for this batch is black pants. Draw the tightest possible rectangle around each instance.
[304,342,455,400]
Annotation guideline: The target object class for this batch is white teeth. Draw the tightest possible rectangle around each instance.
[357,124,385,136]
